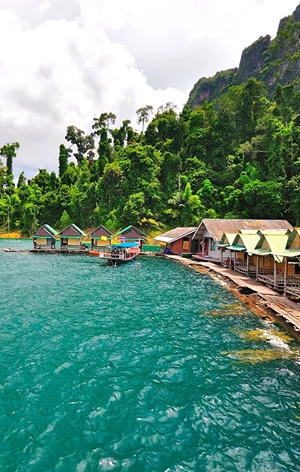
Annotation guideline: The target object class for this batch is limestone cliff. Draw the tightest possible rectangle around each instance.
[187,4,300,108]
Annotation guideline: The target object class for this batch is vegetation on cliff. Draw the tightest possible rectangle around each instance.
[187,4,300,108]
[0,75,300,236]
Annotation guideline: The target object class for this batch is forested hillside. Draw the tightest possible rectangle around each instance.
[0,76,299,236]
[1,4,300,236]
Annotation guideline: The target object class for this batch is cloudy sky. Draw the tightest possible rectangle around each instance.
[0,0,299,180]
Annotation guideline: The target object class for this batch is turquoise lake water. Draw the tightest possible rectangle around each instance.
[0,239,300,471]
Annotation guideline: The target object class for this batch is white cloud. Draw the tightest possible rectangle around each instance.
[0,0,298,179]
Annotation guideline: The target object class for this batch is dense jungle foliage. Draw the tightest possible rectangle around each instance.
[0,79,300,236]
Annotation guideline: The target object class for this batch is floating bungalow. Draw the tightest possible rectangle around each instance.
[216,225,300,297]
[115,225,147,249]
[220,230,262,276]
[90,225,113,251]
[192,219,293,261]
[154,227,197,255]
[33,224,58,249]
[278,229,300,297]
[59,224,87,251]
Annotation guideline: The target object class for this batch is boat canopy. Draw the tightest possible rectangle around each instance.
[111,242,139,248]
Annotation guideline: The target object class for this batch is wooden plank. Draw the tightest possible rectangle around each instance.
[165,255,300,332]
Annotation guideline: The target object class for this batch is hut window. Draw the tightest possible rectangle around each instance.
[210,240,216,251]
[182,237,189,250]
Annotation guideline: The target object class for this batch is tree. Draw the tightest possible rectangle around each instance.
[0,158,7,194]
[21,202,39,236]
[58,144,71,178]
[97,162,124,213]
[65,126,94,166]
[110,119,132,147]
[92,113,116,133]
[17,171,26,188]
[167,182,202,226]
[0,142,20,186]
[159,151,182,199]
[120,192,147,226]
[136,105,153,132]
[92,113,117,175]
[59,210,72,230]
[242,180,285,218]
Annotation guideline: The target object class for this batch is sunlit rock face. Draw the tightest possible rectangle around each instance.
[187,4,300,108]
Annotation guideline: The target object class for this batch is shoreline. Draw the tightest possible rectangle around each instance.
[167,255,300,342]
[0,232,25,239]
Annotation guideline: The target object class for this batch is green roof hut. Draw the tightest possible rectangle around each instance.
[115,225,147,249]
[33,224,58,249]
[59,223,87,251]
[90,225,113,251]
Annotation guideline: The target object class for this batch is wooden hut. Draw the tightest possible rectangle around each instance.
[115,225,147,249]
[59,224,87,251]
[33,224,58,249]
[251,229,291,291]
[90,225,113,251]
[193,219,293,261]
[154,227,197,254]
[220,230,262,276]
[278,229,300,297]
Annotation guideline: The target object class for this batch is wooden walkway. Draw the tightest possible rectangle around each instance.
[165,255,300,334]
[257,294,300,332]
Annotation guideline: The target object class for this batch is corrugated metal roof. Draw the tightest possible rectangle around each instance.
[236,233,261,252]
[251,248,272,255]
[239,229,260,235]
[59,223,86,237]
[274,248,300,257]
[115,225,146,237]
[154,227,197,244]
[259,231,290,254]
[90,225,112,237]
[34,224,58,237]
[220,233,237,245]
[286,228,300,249]
[193,219,293,241]
[44,224,58,235]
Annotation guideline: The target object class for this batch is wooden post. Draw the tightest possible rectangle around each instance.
[284,256,288,297]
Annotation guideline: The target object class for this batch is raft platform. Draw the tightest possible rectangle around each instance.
[30,248,90,254]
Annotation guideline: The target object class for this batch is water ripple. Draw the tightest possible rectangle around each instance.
[0,244,300,471]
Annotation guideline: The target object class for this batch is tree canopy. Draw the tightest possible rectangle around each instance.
[1,79,300,236]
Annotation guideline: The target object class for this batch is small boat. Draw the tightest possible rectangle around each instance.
[4,247,16,252]
[99,242,140,265]
[88,250,100,256]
